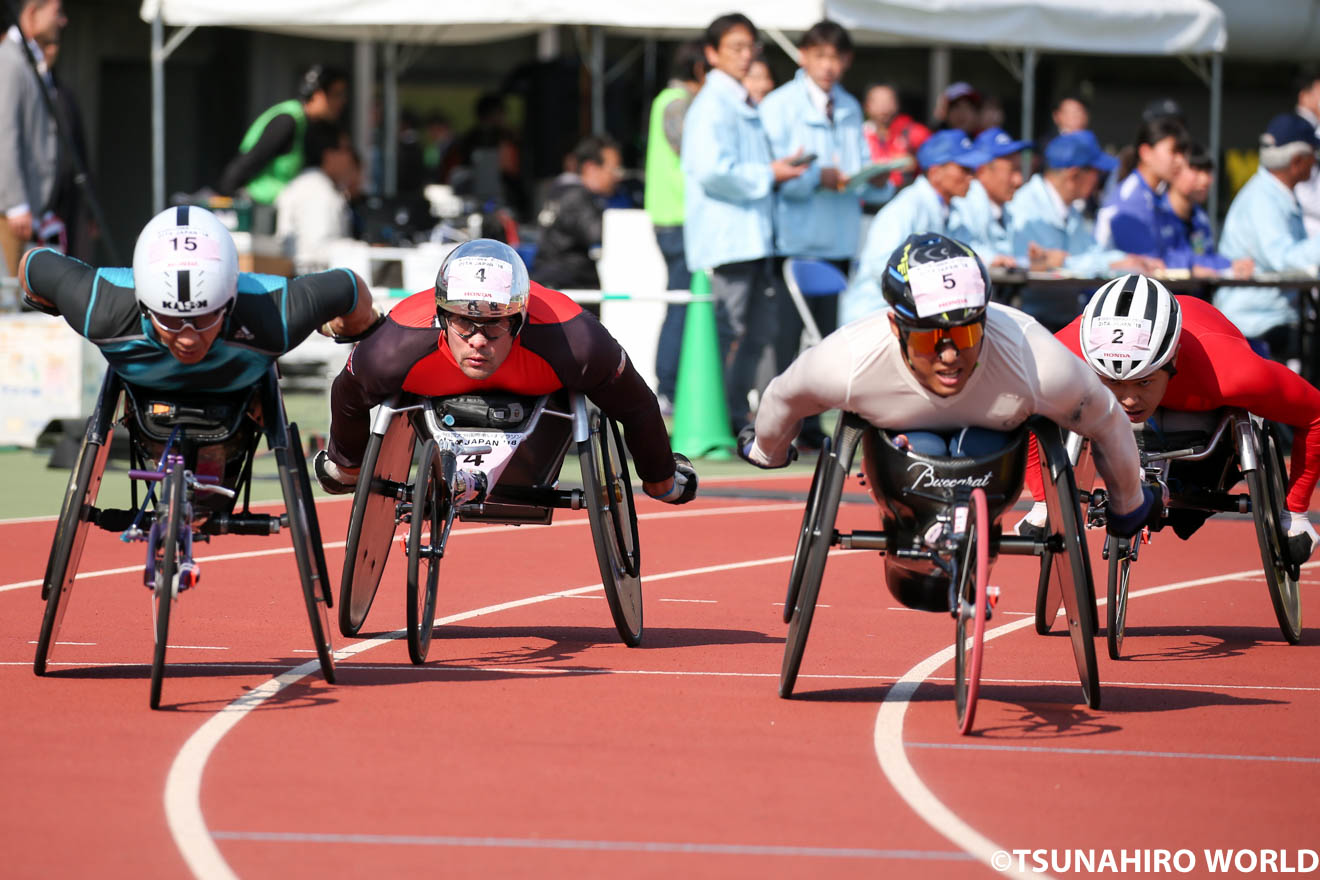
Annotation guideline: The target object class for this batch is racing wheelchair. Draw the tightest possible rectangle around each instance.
[781,413,1100,734]
[34,365,335,709]
[1049,409,1302,658]
[337,389,640,663]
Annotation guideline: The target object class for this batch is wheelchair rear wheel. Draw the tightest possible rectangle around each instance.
[407,440,451,664]
[279,437,336,684]
[785,436,833,623]
[780,445,848,698]
[579,411,643,646]
[1247,421,1301,644]
[1034,550,1061,635]
[1106,536,1132,660]
[35,421,114,675]
[339,414,415,636]
[954,488,991,735]
[149,467,185,709]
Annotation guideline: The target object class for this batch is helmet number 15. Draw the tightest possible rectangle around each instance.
[171,236,198,251]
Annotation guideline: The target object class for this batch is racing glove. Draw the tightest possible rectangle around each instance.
[1013,501,1049,540]
[647,453,699,505]
[1282,508,1318,565]
[736,424,798,469]
[1106,485,1159,538]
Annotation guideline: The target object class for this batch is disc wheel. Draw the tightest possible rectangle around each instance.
[407,441,451,664]
[149,467,185,710]
[339,414,415,636]
[780,446,847,698]
[1247,422,1302,643]
[280,432,336,684]
[35,422,114,675]
[785,436,832,623]
[580,411,643,646]
[1106,535,1132,660]
[954,488,991,734]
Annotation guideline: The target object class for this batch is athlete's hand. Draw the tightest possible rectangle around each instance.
[1107,485,1159,538]
[737,424,798,469]
[643,453,698,505]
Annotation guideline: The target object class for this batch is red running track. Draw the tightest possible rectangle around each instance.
[0,472,1317,879]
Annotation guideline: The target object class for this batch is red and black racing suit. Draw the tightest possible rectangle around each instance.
[1026,296,1320,523]
[327,283,676,483]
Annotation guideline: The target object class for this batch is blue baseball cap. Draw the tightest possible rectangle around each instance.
[972,127,1031,160]
[1262,113,1320,151]
[917,129,990,170]
[1044,130,1117,172]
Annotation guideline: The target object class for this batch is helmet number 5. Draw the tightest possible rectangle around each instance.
[942,272,955,289]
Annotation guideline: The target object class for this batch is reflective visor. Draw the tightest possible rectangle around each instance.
[902,322,984,356]
[444,313,515,341]
[148,309,225,333]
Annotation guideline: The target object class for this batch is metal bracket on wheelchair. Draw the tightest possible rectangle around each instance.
[1085,487,1109,530]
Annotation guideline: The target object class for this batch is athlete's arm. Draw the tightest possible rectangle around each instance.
[216,113,297,197]
[750,332,853,466]
[17,247,97,328]
[280,268,376,346]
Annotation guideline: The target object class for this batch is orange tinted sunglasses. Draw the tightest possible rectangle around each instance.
[902,322,984,356]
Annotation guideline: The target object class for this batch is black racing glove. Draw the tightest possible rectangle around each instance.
[736,424,798,469]
[647,453,698,505]
[1106,484,1159,538]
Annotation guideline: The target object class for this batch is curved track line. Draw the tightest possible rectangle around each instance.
[165,549,856,880]
[872,560,1317,879]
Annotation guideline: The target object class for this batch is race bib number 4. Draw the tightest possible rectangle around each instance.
[908,257,986,318]
[447,256,514,305]
[1086,316,1153,360]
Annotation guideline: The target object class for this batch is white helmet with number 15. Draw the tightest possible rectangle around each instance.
[131,205,239,318]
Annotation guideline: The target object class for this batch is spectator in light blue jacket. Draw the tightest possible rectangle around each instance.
[1216,113,1320,357]
[759,21,869,369]
[839,128,987,324]
[681,11,807,430]
[1007,130,1160,330]
[948,126,1029,269]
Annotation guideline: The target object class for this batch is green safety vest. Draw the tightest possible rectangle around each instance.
[237,99,306,205]
[644,86,688,227]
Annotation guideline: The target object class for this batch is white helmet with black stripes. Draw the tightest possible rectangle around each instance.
[1079,274,1182,381]
[132,205,239,319]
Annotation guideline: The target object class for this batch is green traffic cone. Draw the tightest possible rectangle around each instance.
[670,269,737,459]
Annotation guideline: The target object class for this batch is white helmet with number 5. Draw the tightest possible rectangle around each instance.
[1080,274,1182,381]
[131,205,239,318]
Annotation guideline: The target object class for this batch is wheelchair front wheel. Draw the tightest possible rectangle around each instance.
[280,438,336,684]
[579,411,643,647]
[954,488,990,735]
[149,467,185,710]
[1247,422,1301,644]
[785,436,833,623]
[406,440,450,664]
[1106,535,1132,660]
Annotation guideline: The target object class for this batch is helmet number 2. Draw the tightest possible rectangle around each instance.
[1112,329,1124,344]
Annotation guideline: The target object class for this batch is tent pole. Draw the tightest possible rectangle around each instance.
[1209,51,1223,233]
[352,40,374,191]
[152,10,164,215]
[591,25,605,134]
[928,47,950,123]
[383,41,398,198]
[1021,48,1037,178]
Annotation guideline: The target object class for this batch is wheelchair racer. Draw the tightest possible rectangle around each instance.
[1019,275,1320,561]
[738,232,1155,538]
[317,238,698,505]
[18,205,379,391]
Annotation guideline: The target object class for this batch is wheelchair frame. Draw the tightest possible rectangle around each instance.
[1074,408,1301,657]
[337,390,641,663]
[781,413,1101,733]
[33,365,335,709]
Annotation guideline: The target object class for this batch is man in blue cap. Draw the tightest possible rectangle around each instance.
[840,128,988,323]
[1006,130,1160,329]
[949,126,1030,268]
[1215,112,1320,358]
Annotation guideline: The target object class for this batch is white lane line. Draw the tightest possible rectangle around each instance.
[659,598,717,603]
[871,560,1320,880]
[904,742,1320,765]
[0,502,804,594]
[207,830,973,861]
[26,640,96,646]
[164,548,849,880]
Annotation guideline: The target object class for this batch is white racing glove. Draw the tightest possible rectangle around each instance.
[1014,501,1049,536]
[1282,509,1318,563]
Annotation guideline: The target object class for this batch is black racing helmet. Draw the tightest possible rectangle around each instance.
[881,232,991,328]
